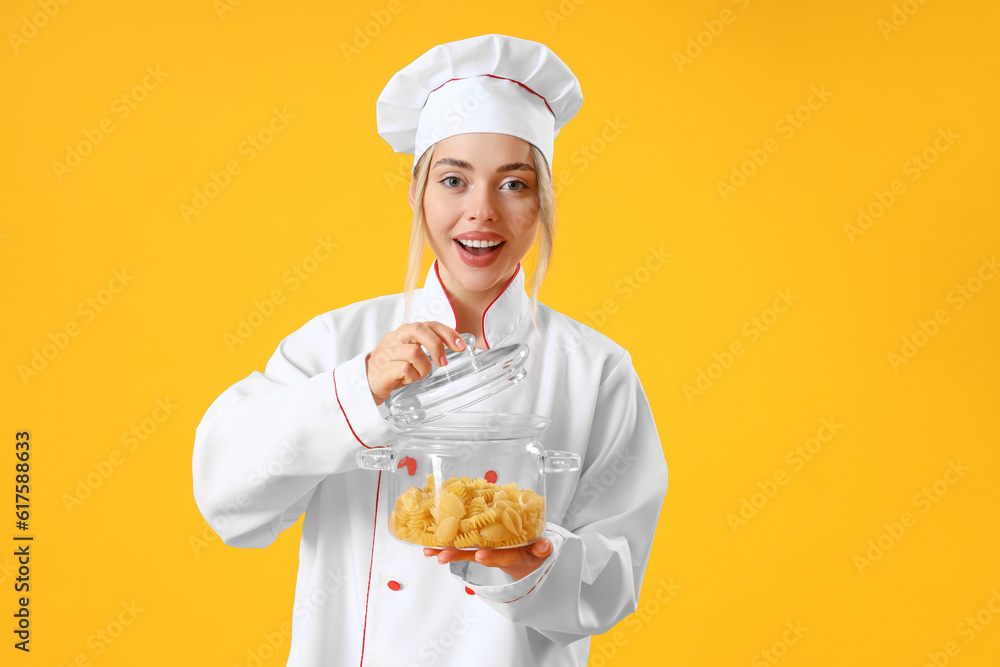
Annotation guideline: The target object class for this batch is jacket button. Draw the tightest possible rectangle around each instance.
[465,587,475,595]
[388,580,401,591]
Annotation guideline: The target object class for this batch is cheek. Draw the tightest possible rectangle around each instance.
[509,203,540,241]
[421,197,452,237]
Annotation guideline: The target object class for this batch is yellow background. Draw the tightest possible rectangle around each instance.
[2,0,999,665]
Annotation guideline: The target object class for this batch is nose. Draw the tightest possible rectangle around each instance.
[466,184,497,224]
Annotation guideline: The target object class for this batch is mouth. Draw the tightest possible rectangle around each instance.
[454,238,505,257]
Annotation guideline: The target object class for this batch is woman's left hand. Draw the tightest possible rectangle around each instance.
[424,538,552,581]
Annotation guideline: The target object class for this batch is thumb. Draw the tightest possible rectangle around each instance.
[532,538,552,559]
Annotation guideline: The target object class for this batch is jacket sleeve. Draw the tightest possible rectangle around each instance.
[449,351,669,644]
[192,314,394,548]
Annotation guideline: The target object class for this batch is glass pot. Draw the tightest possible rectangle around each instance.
[356,334,580,550]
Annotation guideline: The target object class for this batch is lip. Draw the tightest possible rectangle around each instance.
[454,238,504,268]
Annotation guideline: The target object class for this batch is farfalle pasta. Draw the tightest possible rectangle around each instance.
[389,475,545,549]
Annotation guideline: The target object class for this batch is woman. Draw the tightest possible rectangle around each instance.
[193,33,668,666]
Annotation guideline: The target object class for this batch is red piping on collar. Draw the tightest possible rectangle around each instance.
[433,260,522,351]
[429,75,554,116]
[433,260,459,330]
[481,263,521,350]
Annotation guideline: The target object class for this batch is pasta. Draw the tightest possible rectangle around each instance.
[389,474,545,549]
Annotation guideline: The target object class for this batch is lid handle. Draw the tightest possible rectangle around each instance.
[457,333,477,359]
[356,447,395,471]
[542,450,581,474]
[433,332,478,366]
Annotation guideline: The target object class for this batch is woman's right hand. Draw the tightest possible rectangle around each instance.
[365,321,467,406]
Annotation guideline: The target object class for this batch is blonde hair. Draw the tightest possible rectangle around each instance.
[402,142,555,333]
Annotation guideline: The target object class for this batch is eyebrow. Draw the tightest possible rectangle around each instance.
[432,158,535,173]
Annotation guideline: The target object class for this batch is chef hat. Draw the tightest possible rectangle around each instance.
[376,33,583,174]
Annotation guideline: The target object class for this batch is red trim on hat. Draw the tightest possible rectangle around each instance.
[429,75,554,116]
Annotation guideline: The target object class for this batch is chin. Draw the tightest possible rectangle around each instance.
[444,260,509,293]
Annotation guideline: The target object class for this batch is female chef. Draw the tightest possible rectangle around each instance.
[192,33,668,666]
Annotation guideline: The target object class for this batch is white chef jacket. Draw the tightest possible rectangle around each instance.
[192,259,669,666]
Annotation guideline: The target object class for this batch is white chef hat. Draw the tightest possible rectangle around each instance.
[376,33,583,174]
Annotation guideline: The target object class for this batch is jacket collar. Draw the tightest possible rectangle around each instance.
[409,259,529,350]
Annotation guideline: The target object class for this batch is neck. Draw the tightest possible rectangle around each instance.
[437,264,515,349]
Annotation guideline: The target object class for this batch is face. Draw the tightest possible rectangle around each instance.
[409,133,540,302]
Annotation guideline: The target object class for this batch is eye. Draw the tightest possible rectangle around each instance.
[439,176,464,189]
[502,180,528,191]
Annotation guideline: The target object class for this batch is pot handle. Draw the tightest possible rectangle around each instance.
[356,447,395,471]
[542,450,581,473]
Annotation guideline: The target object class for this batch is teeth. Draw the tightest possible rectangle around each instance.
[457,238,502,248]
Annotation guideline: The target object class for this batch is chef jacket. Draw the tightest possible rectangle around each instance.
[192,259,669,666]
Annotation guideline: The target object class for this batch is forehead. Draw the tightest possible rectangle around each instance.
[430,133,534,169]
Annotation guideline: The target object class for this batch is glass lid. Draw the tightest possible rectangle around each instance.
[385,333,529,425]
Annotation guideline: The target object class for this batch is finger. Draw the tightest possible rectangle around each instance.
[385,360,422,388]
[436,548,478,565]
[473,545,533,568]
[530,538,552,559]
[423,321,467,353]
[404,321,468,365]
[396,343,433,378]
[396,322,451,367]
